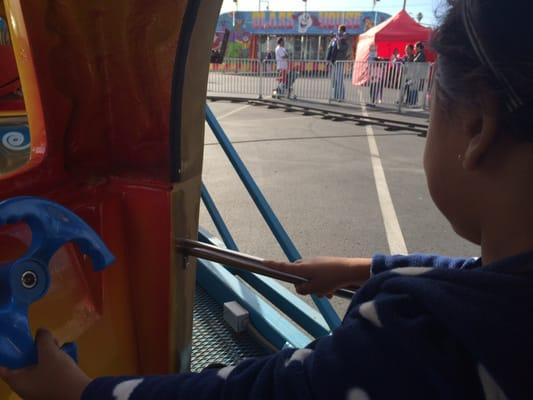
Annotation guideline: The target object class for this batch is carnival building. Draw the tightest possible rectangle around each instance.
[214,11,391,60]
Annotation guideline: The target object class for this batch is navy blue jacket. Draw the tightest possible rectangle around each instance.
[83,253,533,399]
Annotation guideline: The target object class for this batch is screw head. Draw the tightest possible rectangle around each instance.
[21,271,38,289]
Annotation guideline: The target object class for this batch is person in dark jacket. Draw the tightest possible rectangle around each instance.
[402,44,418,105]
[413,41,426,63]
[328,25,349,101]
[410,41,428,106]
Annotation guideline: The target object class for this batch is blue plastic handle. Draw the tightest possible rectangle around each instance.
[0,197,115,369]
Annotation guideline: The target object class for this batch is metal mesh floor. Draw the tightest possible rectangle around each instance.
[191,285,271,372]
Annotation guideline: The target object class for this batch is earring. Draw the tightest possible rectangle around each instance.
[457,154,463,161]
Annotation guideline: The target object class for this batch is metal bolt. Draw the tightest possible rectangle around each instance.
[21,271,37,289]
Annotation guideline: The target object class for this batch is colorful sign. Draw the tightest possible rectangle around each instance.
[216,11,390,36]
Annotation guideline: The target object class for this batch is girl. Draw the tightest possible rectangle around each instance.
[1,0,532,398]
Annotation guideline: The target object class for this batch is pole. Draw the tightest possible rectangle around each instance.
[257,0,258,55]
[303,0,307,61]
[403,0,407,10]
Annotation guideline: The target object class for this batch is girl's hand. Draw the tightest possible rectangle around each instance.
[263,257,371,297]
[0,329,91,400]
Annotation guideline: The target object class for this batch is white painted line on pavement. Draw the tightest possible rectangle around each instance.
[227,115,308,123]
[217,104,251,121]
[361,106,408,255]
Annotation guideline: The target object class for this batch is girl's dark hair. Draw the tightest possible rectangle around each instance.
[431,0,532,140]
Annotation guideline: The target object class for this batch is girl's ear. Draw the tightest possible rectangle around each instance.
[462,95,501,171]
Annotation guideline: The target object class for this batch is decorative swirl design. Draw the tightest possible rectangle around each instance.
[1,131,30,151]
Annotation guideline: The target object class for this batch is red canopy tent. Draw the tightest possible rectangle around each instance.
[352,10,434,85]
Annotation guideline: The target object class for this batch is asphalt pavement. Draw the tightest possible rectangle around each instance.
[200,100,479,316]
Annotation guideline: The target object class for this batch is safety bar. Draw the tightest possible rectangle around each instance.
[177,239,356,300]
[200,184,330,338]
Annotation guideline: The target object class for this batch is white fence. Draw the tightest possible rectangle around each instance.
[208,58,434,112]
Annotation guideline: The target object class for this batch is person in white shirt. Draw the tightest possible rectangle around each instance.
[275,37,290,95]
[275,37,289,71]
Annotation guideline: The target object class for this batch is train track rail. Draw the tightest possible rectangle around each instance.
[207,96,429,135]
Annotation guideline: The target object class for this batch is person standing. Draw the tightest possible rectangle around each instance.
[402,44,417,105]
[275,37,289,95]
[410,42,428,107]
[327,25,349,101]
[368,45,383,105]
[413,41,426,63]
